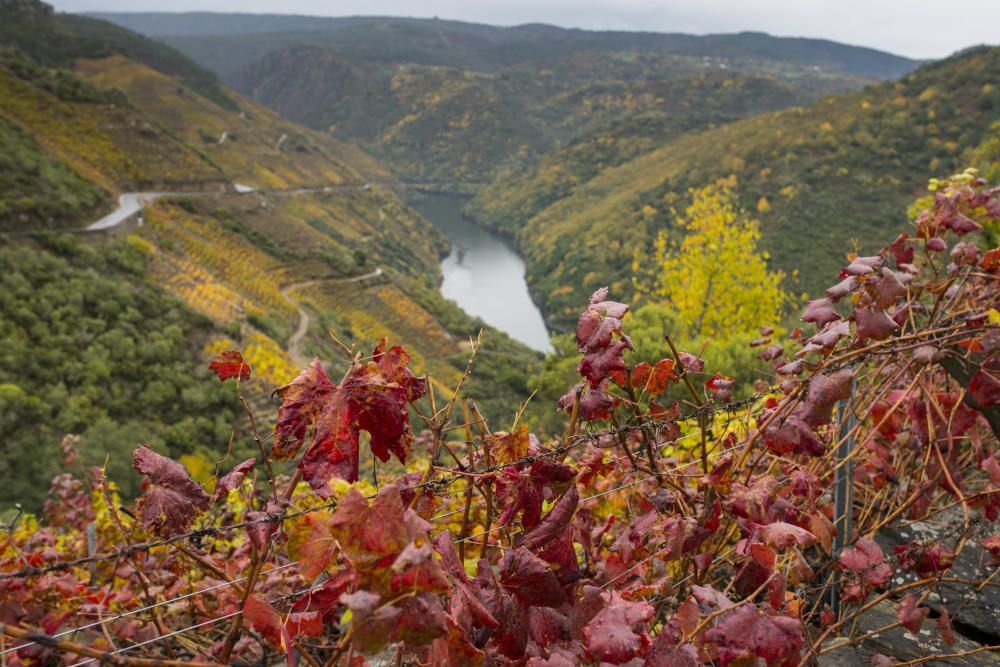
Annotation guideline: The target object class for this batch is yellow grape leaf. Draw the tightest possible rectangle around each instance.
[492,423,530,464]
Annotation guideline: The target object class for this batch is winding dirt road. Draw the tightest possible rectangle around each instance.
[280,268,385,364]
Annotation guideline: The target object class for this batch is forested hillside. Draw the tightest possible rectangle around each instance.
[473,46,1000,327]
[0,0,539,508]
[94,13,917,186]
[93,13,918,78]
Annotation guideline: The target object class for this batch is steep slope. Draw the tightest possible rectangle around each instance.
[232,47,878,185]
[1,0,234,108]
[0,48,224,229]
[0,2,540,509]
[89,13,917,186]
[496,46,1000,328]
[465,70,834,234]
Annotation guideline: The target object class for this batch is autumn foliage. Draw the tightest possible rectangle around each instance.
[2,171,1000,665]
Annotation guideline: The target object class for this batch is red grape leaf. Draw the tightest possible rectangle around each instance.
[802,298,841,327]
[983,534,1000,564]
[826,276,858,301]
[208,350,251,382]
[937,609,956,645]
[838,537,892,603]
[297,340,427,491]
[285,610,323,639]
[245,500,282,550]
[579,341,631,389]
[496,458,575,529]
[291,570,357,624]
[433,533,499,629]
[632,359,677,396]
[893,542,956,577]
[286,511,336,580]
[499,547,565,607]
[519,485,578,553]
[890,233,914,266]
[272,358,336,461]
[212,457,255,502]
[348,591,448,654]
[644,640,699,667]
[895,594,928,634]
[927,236,947,252]
[429,614,485,666]
[759,522,818,551]
[496,468,543,528]
[537,528,581,586]
[576,288,630,353]
[559,381,615,420]
[492,423,530,464]
[703,605,803,667]
[582,591,654,664]
[843,256,881,275]
[944,211,983,235]
[969,358,1000,408]
[854,306,899,341]
[390,539,450,593]
[798,369,853,427]
[244,594,294,666]
[133,446,210,537]
[875,268,908,309]
[330,484,409,569]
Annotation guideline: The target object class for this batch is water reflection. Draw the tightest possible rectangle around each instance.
[413,194,552,353]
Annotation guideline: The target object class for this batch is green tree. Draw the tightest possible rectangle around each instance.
[649,179,791,338]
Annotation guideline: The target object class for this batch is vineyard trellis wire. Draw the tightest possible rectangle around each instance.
[0,386,777,584]
[1,409,763,658]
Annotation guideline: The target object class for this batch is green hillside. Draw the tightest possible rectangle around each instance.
[0,0,235,108]
[229,46,874,185]
[464,69,833,234]
[490,46,1000,328]
[0,1,540,509]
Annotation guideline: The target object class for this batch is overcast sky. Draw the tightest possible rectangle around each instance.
[52,0,999,59]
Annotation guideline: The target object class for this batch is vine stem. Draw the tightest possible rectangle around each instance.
[0,624,220,667]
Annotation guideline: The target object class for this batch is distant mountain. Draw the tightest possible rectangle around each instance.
[92,14,917,187]
[90,13,919,79]
[470,46,1000,328]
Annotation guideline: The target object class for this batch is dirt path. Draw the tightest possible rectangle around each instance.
[283,291,311,365]
[84,188,386,364]
[280,268,384,364]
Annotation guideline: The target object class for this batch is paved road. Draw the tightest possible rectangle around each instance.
[86,192,163,230]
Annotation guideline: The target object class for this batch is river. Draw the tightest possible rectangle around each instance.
[413,194,552,353]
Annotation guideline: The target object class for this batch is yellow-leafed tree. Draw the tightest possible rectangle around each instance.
[651,180,791,339]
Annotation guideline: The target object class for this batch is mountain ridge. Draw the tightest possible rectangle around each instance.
[90,12,919,79]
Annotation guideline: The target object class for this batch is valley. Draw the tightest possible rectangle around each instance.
[96,11,1000,328]
[413,193,552,352]
[4,2,998,502]
[0,0,540,507]
[3,3,1000,666]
